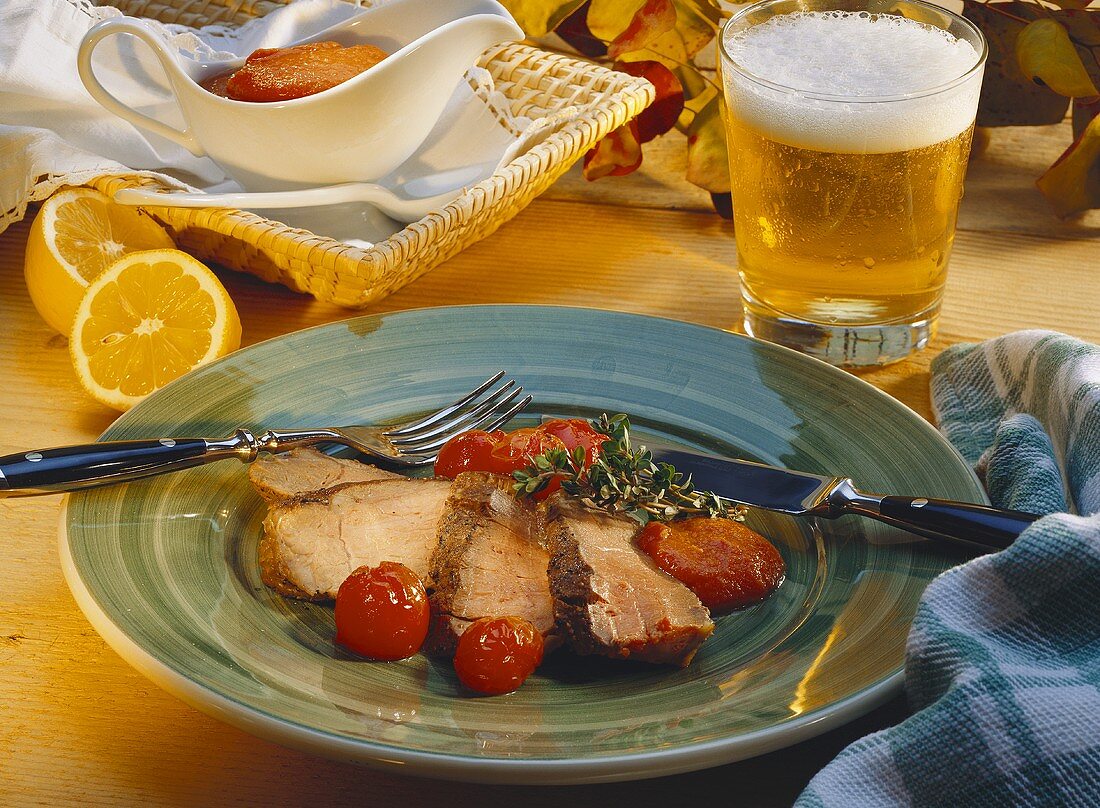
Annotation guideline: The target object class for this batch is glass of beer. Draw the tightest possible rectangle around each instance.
[719,0,987,366]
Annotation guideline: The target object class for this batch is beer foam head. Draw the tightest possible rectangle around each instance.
[722,11,984,152]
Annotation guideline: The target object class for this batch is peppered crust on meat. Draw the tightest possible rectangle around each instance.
[546,498,714,667]
[425,472,559,656]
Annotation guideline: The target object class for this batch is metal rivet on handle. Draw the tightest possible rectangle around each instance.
[912,498,929,508]
[25,452,43,462]
[159,439,176,448]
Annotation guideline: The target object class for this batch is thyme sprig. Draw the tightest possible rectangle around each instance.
[512,413,747,524]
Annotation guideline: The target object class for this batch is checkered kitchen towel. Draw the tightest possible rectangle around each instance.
[797,331,1100,807]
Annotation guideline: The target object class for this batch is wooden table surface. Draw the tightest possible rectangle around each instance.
[2,122,1098,806]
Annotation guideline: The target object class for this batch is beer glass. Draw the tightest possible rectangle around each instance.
[719,0,987,366]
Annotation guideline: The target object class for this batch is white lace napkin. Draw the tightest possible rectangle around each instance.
[0,0,534,235]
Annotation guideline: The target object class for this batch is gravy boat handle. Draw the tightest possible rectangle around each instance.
[78,18,204,157]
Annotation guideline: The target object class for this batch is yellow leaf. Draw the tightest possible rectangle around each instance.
[589,0,689,67]
[674,65,713,130]
[588,0,647,41]
[584,122,644,180]
[671,0,720,58]
[499,0,587,36]
[607,0,677,59]
[1036,111,1100,217]
[963,0,1069,127]
[686,96,729,193]
[1016,18,1099,98]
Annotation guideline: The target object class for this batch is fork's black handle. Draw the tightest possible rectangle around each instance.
[871,496,1041,551]
[0,431,256,497]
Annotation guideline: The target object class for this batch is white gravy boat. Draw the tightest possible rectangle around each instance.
[77,0,523,191]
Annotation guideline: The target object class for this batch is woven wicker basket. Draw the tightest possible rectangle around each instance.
[93,0,654,308]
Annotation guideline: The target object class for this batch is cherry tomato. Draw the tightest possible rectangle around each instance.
[453,615,545,695]
[335,562,430,660]
[539,419,604,469]
[487,429,569,498]
[434,429,505,478]
[638,518,785,613]
[488,428,567,472]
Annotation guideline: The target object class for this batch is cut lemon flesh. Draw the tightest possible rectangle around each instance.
[25,187,175,334]
[71,249,242,411]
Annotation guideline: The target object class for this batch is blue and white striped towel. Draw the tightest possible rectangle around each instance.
[796,330,1100,807]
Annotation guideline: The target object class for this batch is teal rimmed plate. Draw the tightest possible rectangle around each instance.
[60,305,982,784]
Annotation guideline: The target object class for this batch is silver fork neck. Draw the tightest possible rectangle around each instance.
[208,428,344,462]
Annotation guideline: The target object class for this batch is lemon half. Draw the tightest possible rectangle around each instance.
[70,249,242,411]
[25,187,175,334]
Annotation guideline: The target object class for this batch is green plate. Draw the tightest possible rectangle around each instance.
[60,305,982,784]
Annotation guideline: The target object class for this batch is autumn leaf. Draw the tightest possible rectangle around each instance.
[588,0,688,67]
[676,0,722,30]
[614,60,684,142]
[962,1,1069,126]
[499,0,587,36]
[1016,18,1099,98]
[685,95,729,194]
[556,2,608,57]
[1073,95,1100,138]
[710,192,732,220]
[670,0,721,58]
[607,0,677,59]
[583,120,643,179]
[1037,110,1100,216]
[1055,8,1100,92]
[1044,0,1092,9]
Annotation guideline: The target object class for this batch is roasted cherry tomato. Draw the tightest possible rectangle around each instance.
[488,428,567,471]
[434,429,505,478]
[488,428,569,497]
[638,518,785,613]
[335,561,430,660]
[453,615,545,695]
[539,418,604,469]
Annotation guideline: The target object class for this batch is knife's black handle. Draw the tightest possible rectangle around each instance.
[876,496,1040,551]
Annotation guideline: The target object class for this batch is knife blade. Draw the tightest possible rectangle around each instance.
[647,447,845,516]
[646,445,1039,552]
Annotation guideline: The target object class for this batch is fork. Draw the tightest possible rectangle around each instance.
[0,372,531,497]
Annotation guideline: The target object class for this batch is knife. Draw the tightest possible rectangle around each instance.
[648,447,1040,552]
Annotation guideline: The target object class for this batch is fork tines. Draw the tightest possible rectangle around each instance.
[384,372,531,456]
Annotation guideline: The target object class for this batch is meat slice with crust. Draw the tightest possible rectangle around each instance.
[249,447,400,503]
[259,477,451,600]
[546,498,714,667]
[425,472,559,656]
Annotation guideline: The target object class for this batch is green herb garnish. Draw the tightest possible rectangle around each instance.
[512,413,747,524]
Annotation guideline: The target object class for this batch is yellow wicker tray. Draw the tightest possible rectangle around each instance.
[94,0,654,308]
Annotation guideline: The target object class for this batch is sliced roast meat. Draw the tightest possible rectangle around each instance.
[259,477,451,600]
[425,472,558,656]
[249,447,400,502]
[547,498,714,666]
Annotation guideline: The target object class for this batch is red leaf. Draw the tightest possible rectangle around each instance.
[607,0,677,59]
[556,1,607,58]
[583,120,643,180]
[614,60,684,143]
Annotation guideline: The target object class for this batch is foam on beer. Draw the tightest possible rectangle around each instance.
[723,11,983,153]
